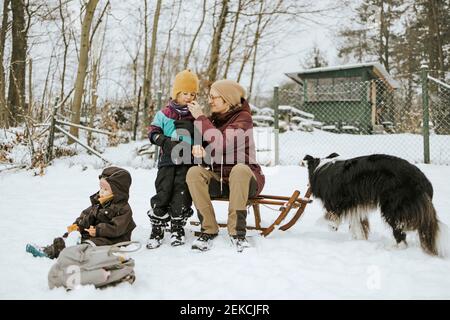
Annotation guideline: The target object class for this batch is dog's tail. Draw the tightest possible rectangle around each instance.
[435,221,449,258]
[417,194,449,257]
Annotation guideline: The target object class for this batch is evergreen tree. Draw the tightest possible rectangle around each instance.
[338,0,405,72]
[302,45,329,69]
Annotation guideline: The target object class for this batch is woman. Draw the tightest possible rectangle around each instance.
[186,79,265,252]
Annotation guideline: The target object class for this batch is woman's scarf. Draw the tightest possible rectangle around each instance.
[210,106,242,128]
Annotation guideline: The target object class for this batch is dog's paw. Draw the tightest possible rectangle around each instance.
[328,224,339,232]
[315,217,339,231]
[349,225,369,240]
[384,240,408,251]
[396,241,408,250]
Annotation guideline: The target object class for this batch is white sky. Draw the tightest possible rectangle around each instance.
[242,0,358,97]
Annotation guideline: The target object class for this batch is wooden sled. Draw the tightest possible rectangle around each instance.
[190,187,313,237]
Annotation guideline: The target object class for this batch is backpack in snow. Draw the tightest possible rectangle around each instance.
[48,241,141,290]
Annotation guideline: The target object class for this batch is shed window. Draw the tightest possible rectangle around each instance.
[306,76,362,102]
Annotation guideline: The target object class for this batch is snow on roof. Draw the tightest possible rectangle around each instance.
[285,62,399,89]
[291,116,307,121]
[278,105,292,111]
[342,125,359,131]
[295,110,314,119]
[291,116,313,123]
[278,105,313,117]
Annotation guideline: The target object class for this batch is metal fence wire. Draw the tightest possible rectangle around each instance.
[261,71,450,166]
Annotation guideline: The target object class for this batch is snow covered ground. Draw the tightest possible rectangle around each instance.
[1,140,450,299]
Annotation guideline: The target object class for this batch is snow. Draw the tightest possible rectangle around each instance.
[278,106,316,119]
[258,107,275,116]
[293,110,315,119]
[342,125,359,131]
[1,139,450,299]
[252,115,274,123]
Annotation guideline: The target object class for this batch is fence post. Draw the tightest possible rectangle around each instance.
[153,91,162,167]
[132,86,142,141]
[421,64,430,164]
[157,91,162,110]
[46,98,59,163]
[273,86,279,166]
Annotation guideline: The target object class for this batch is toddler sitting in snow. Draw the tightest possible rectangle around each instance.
[26,166,136,259]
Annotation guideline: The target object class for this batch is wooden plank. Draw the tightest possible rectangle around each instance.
[261,190,300,237]
[253,203,261,230]
[279,187,313,231]
[191,190,312,237]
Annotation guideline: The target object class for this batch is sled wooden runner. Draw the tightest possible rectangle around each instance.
[190,187,313,237]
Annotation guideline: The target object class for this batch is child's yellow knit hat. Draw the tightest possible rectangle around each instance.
[172,69,199,99]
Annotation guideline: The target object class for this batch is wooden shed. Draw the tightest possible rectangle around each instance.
[285,62,399,133]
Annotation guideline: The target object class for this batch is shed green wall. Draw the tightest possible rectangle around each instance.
[297,67,376,131]
[302,101,372,131]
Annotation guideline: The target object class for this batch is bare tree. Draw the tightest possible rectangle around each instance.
[236,44,253,82]
[87,2,109,146]
[7,0,27,125]
[302,44,329,69]
[122,15,143,100]
[184,0,207,69]
[27,56,32,116]
[142,0,162,137]
[58,0,72,108]
[69,0,100,142]
[0,0,10,127]
[39,45,56,122]
[87,61,98,146]
[247,0,286,101]
[426,0,446,77]
[236,25,255,82]
[159,0,181,96]
[142,0,148,105]
[207,0,229,85]
[223,0,244,78]
[247,0,264,101]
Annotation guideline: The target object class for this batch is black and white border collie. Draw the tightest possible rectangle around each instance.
[302,153,448,257]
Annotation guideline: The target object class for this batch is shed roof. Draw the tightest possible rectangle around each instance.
[285,62,399,89]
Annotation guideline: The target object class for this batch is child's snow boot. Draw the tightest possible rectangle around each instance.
[170,218,185,247]
[146,219,165,249]
[181,208,194,226]
[26,243,48,258]
[26,237,66,259]
[44,237,66,259]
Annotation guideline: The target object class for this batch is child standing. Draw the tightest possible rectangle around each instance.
[146,69,199,249]
[26,166,136,259]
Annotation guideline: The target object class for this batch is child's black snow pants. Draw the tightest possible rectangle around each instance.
[148,165,193,225]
